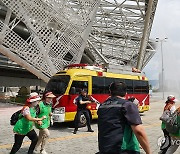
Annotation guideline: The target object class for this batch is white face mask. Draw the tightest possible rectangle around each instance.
[45,98,53,104]
[31,101,38,107]
[46,101,52,105]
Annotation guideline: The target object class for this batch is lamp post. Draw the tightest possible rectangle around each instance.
[156,37,168,100]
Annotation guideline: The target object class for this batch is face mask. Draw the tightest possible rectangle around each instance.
[31,101,38,107]
[45,100,52,105]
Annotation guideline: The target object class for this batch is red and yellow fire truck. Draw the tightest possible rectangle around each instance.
[46,64,150,124]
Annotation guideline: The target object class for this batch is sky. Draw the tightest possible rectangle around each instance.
[143,0,180,81]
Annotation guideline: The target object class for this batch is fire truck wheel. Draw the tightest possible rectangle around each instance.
[79,111,92,127]
[79,113,87,127]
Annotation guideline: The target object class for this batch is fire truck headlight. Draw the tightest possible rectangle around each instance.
[53,107,65,114]
[87,106,91,110]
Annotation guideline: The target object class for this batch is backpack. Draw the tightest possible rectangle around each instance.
[10,110,22,125]
[160,110,171,122]
[165,111,179,134]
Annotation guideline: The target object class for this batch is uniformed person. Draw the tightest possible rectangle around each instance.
[97,82,151,154]
[73,89,94,134]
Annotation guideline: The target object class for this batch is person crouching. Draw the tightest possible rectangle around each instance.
[10,92,46,154]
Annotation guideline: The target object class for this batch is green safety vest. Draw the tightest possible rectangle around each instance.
[161,121,166,130]
[35,101,51,129]
[121,124,140,152]
[13,107,36,135]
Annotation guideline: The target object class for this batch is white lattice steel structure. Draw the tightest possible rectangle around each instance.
[0,0,158,82]
[88,0,157,69]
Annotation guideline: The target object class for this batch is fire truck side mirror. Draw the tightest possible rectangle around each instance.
[70,87,76,95]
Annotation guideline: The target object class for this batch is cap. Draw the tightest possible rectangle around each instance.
[29,92,41,102]
[167,95,178,102]
[45,92,56,98]
[80,89,87,93]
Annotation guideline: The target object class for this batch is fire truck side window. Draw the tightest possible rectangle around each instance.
[92,77,124,94]
[70,81,88,94]
[125,79,133,94]
[104,78,114,93]
[133,80,142,93]
[133,80,149,94]
[141,81,149,94]
[92,77,105,94]
[93,77,149,94]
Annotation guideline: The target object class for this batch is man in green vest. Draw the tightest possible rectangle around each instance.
[35,91,56,154]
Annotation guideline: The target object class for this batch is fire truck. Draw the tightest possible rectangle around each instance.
[46,64,149,125]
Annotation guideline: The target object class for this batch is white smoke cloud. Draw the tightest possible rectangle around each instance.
[143,0,180,94]
[144,0,180,78]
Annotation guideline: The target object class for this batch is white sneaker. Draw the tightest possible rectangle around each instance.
[40,150,48,154]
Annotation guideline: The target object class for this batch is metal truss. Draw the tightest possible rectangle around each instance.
[0,0,100,82]
[87,0,157,70]
[0,0,158,82]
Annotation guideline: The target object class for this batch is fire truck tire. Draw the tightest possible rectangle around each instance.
[79,110,92,127]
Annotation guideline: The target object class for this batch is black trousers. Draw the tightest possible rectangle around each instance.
[160,129,171,154]
[74,109,92,131]
[10,129,38,154]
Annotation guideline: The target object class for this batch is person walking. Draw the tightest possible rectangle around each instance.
[97,82,150,154]
[73,89,94,134]
[10,92,46,154]
[165,106,180,154]
[35,91,56,154]
[159,95,177,154]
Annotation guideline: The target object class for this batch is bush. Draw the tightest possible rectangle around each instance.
[15,95,28,104]
[15,86,29,104]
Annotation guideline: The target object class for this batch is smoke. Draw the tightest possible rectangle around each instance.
[162,41,180,96]
[144,0,180,99]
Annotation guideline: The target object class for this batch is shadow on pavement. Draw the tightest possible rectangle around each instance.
[49,119,98,133]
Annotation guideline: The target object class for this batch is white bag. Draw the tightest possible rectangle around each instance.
[160,110,171,122]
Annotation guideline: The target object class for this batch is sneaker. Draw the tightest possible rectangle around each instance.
[40,150,48,154]
[87,129,94,132]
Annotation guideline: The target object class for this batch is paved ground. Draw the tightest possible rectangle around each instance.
[0,93,180,154]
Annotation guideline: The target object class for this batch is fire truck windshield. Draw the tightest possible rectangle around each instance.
[46,75,70,95]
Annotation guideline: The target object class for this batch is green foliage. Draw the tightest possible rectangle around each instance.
[15,86,29,104]
[15,96,28,104]
[18,86,29,96]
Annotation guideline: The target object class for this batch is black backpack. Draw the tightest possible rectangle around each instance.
[10,110,22,125]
